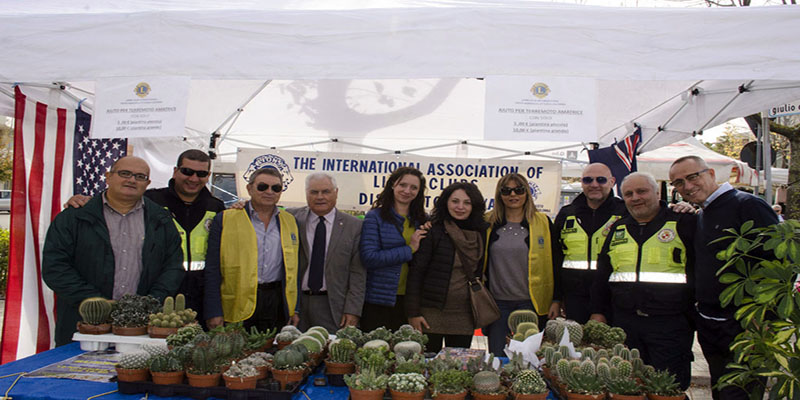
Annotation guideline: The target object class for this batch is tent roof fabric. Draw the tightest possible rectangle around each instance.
[1,1,799,81]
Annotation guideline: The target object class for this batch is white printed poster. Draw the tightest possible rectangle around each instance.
[484,76,597,143]
[235,149,561,215]
[92,76,190,138]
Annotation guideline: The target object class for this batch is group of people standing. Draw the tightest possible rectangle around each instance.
[43,150,777,400]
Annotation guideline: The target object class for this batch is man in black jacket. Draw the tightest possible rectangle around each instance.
[66,150,225,327]
[590,172,695,390]
[551,163,627,323]
[669,155,777,400]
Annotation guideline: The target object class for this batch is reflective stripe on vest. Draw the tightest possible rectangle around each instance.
[607,220,687,284]
[171,209,216,271]
[561,215,620,269]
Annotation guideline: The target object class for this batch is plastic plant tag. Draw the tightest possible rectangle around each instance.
[505,331,543,367]
[558,328,582,359]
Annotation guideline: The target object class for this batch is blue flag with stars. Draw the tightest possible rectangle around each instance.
[73,108,128,196]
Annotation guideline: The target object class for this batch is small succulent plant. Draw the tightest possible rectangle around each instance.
[344,370,389,391]
[472,371,504,394]
[78,297,112,325]
[223,361,259,378]
[511,369,547,394]
[429,369,471,396]
[328,338,357,363]
[118,351,150,370]
[388,372,427,393]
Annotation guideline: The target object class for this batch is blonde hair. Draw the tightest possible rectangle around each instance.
[486,173,538,226]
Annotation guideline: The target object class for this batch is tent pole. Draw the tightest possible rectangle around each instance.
[762,111,773,204]
[215,80,272,149]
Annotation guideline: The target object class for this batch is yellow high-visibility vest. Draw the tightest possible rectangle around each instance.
[606,220,687,284]
[172,210,216,271]
[560,215,621,270]
[219,208,299,322]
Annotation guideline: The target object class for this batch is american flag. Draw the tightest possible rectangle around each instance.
[1,87,126,362]
[73,108,127,196]
[588,125,642,194]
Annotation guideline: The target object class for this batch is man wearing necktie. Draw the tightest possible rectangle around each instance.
[288,172,365,332]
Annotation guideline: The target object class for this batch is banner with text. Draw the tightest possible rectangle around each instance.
[92,76,190,138]
[235,149,561,215]
[484,76,597,142]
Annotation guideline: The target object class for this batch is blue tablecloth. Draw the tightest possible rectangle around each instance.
[0,343,349,400]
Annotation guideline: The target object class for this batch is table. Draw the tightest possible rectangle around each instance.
[0,343,349,400]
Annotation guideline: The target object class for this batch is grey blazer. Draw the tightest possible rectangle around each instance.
[287,207,365,325]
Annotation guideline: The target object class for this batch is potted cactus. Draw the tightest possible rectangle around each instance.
[393,341,422,360]
[240,352,272,380]
[344,370,389,400]
[222,361,260,390]
[111,294,161,336]
[470,370,507,400]
[115,350,151,382]
[556,358,605,400]
[276,326,301,349]
[271,347,307,390]
[392,325,428,349]
[598,358,644,400]
[186,337,222,388]
[429,369,471,400]
[355,347,393,375]
[246,326,277,352]
[507,309,538,341]
[326,338,357,375]
[388,372,427,400]
[148,295,189,338]
[511,369,549,400]
[166,323,203,348]
[148,352,184,385]
[336,325,365,346]
[77,297,113,334]
[642,369,684,400]
[394,353,425,374]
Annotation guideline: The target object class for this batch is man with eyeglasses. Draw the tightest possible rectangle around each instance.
[590,172,696,391]
[65,149,226,328]
[669,155,777,400]
[43,156,184,346]
[550,163,627,324]
[204,167,300,332]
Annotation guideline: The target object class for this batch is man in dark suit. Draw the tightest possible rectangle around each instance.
[288,172,365,332]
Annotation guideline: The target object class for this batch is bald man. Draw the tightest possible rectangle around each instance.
[550,163,627,323]
[43,156,184,346]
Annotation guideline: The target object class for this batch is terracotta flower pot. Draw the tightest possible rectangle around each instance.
[148,325,178,338]
[647,395,685,400]
[513,391,550,400]
[271,368,304,390]
[390,389,426,400]
[433,391,468,400]
[186,372,221,388]
[115,367,149,382]
[325,360,355,375]
[77,321,111,335]
[112,325,148,336]
[255,365,269,380]
[566,392,605,400]
[151,370,184,385]
[223,374,260,390]
[471,391,509,400]
[349,388,386,400]
[610,394,644,400]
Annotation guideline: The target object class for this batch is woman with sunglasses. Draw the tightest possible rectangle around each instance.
[359,166,428,331]
[483,173,557,357]
[405,182,487,352]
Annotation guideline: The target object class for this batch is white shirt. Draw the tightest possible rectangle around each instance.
[301,208,336,291]
[702,182,734,209]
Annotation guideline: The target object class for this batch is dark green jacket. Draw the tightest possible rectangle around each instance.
[43,194,184,346]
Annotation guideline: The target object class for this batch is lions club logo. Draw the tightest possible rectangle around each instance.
[243,154,294,191]
[134,82,151,98]
[527,181,542,200]
[530,83,550,99]
[657,228,675,243]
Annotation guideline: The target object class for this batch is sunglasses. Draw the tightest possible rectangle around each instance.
[256,183,282,193]
[178,167,210,178]
[500,186,526,196]
[581,176,609,185]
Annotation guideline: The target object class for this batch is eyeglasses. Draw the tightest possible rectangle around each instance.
[671,169,709,188]
[500,186,526,196]
[581,176,609,185]
[112,170,149,182]
[256,183,282,193]
[178,167,210,178]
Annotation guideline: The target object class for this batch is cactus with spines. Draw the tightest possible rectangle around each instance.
[642,369,683,396]
[149,295,197,327]
[141,343,169,358]
[603,327,626,347]
[355,347,393,375]
[508,309,538,334]
[544,318,583,345]
[596,348,609,360]
[515,322,538,336]
[175,293,185,312]
[555,358,571,380]
[549,351,563,368]
[472,371,503,394]
[328,338,357,363]
[276,331,299,343]
[511,369,547,394]
[393,353,425,374]
[335,325,364,346]
[618,347,631,361]
[118,351,150,370]
[559,345,570,360]
[78,297,112,325]
[512,332,525,341]
[596,361,612,382]
[502,352,529,378]
[632,358,645,377]
[543,347,556,366]
[613,343,626,357]
[393,341,422,359]
[190,342,221,375]
[581,347,596,361]
[466,353,496,375]
[148,353,183,373]
[630,348,640,360]
[617,359,633,378]
[562,359,605,395]
[272,348,305,370]
[162,296,175,314]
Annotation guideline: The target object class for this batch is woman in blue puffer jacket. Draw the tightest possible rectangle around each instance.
[359,166,428,331]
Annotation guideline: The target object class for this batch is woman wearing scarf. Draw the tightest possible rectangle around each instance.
[406,182,487,353]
